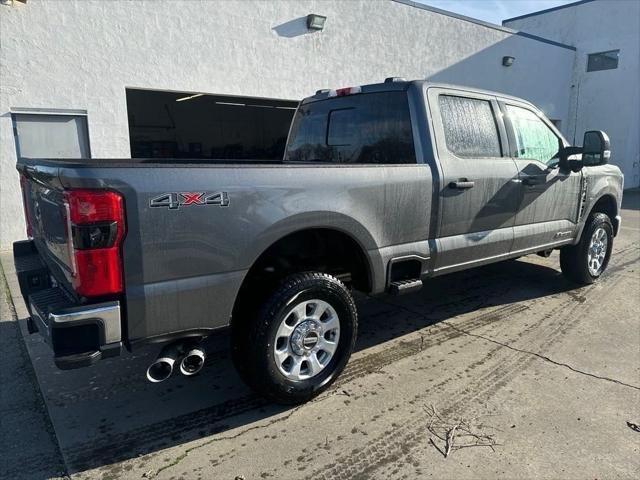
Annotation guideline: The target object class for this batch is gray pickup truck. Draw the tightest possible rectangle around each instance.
[14,79,623,403]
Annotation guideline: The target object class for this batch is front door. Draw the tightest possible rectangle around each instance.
[501,102,582,252]
[428,88,520,273]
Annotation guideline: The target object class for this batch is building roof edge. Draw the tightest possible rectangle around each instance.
[391,0,576,51]
[502,0,596,25]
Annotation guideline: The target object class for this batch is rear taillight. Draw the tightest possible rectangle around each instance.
[64,190,125,297]
[19,174,33,237]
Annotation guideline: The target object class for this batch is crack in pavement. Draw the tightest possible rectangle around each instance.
[441,321,640,391]
[375,293,640,392]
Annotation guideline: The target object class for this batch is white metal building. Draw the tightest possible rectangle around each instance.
[0,0,636,249]
[503,0,640,191]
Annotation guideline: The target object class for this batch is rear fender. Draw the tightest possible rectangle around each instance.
[238,211,384,293]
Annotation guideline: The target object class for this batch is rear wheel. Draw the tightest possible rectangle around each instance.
[232,272,357,404]
[560,212,613,285]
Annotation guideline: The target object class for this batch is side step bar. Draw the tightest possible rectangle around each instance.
[389,279,423,296]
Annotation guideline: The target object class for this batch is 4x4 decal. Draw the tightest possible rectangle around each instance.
[150,192,229,209]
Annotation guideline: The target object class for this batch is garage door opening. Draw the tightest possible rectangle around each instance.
[125,88,298,160]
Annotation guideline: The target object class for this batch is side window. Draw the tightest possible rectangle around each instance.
[285,91,416,164]
[438,95,501,158]
[506,105,560,166]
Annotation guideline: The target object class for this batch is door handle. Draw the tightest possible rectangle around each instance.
[449,179,475,189]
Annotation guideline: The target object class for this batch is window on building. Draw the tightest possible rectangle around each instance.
[438,95,501,158]
[587,50,619,72]
[125,89,298,160]
[506,105,560,166]
[285,91,416,164]
[12,113,90,158]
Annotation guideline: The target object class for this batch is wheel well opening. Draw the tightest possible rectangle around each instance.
[591,195,617,220]
[232,229,371,323]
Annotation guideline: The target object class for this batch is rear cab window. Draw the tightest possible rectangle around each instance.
[438,95,502,158]
[285,91,416,164]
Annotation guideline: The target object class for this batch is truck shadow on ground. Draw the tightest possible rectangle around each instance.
[14,257,583,474]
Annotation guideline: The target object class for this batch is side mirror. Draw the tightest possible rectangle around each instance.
[582,130,610,166]
[559,146,583,172]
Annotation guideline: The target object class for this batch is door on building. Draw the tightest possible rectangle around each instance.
[427,88,520,273]
[501,102,582,252]
[12,112,90,159]
[125,89,298,161]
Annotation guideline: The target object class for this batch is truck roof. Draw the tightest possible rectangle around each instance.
[303,79,535,108]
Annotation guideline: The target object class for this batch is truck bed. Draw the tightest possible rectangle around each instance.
[18,156,432,345]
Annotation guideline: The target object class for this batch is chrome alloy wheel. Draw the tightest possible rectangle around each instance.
[273,299,340,381]
[587,226,608,276]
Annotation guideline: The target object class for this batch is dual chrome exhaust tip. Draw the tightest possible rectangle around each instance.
[179,347,206,376]
[146,342,206,383]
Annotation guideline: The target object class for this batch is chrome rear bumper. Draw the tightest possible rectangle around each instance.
[15,239,122,369]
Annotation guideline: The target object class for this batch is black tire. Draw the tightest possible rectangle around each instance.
[232,272,357,404]
[560,212,613,285]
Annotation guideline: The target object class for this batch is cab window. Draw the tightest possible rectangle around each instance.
[506,105,561,166]
[285,91,416,164]
[438,95,502,158]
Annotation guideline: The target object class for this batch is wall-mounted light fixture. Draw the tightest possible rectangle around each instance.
[502,56,515,67]
[307,14,327,31]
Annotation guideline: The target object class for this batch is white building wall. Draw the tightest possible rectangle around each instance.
[0,0,576,249]
[504,0,640,189]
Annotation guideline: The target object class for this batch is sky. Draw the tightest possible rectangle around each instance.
[417,0,578,25]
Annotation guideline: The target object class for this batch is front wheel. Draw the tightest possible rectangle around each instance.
[233,272,357,404]
[560,212,613,285]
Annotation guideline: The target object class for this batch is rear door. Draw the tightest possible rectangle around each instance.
[427,88,520,273]
[500,101,582,252]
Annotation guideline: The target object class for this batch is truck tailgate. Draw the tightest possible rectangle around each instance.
[20,170,77,293]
